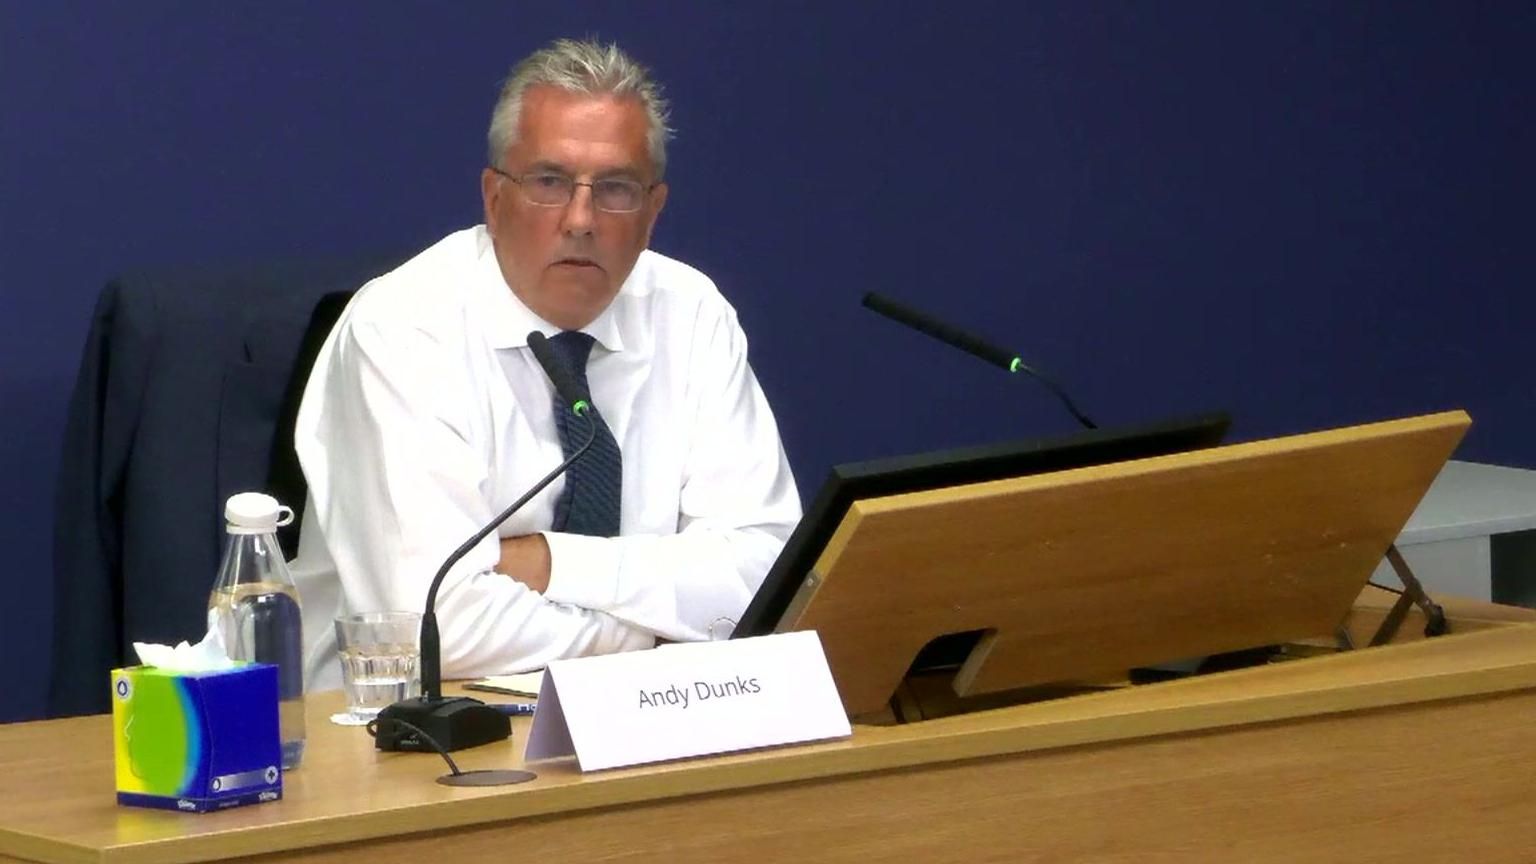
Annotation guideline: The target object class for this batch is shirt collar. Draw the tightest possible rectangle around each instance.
[474,226,627,353]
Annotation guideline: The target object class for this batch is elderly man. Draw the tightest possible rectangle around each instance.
[291,39,801,690]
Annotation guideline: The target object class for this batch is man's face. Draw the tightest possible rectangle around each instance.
[481,86,668,330]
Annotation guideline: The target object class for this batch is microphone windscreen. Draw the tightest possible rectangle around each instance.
[861,293,1017,370]
[527,331,588,411]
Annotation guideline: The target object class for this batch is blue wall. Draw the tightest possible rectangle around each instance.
[4,2,1532,722]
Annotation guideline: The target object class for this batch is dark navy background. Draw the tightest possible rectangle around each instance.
[4,2,1532,722]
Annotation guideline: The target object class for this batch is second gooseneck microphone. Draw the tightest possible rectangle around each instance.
[861,292,1097,429]
[374,330,596,753]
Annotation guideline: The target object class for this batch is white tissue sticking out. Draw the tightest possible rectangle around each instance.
[133,625,238,673]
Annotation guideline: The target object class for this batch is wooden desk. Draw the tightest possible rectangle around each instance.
[5,599,1536,864]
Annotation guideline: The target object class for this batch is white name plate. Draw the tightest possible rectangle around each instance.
[524,630,851,771]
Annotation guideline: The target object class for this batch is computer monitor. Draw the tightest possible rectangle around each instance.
[732,412,1233,640]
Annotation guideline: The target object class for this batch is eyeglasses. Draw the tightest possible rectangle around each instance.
[490,167,655,214]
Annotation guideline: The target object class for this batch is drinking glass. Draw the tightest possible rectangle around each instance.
[333,611,421,724]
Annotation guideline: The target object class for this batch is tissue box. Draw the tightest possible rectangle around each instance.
[111,663,283,812]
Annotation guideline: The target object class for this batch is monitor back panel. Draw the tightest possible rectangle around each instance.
[780,411,1470,716]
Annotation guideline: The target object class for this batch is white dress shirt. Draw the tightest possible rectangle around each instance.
[291,226,801,691]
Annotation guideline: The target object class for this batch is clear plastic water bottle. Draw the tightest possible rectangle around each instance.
[208,492,306,770]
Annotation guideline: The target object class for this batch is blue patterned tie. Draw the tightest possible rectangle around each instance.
[547,331,623,537]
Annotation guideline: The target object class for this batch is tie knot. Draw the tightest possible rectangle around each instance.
[548,330,596,371]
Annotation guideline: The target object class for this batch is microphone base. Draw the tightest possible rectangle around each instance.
[373,696,511,753]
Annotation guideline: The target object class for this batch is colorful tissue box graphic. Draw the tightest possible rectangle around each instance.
[111,664,283,812]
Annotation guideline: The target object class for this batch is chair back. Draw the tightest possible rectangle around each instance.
[48,254,397,717]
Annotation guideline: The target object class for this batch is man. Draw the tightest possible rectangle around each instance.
[291,39,801,690]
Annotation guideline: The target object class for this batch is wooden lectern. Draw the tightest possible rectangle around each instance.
[779,410,1473,716]
[3,410,1535,862]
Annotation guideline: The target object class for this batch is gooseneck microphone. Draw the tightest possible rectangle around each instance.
[861,292,1098,429]
[374,331,597,753]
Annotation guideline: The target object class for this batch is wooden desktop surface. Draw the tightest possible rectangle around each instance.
[5,601,1536,863]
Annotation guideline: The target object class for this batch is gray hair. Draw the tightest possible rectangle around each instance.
[487,38,673,179]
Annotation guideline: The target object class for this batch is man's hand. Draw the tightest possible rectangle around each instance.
[498,534,552,594]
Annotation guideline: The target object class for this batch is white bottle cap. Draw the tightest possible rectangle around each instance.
[225,492,295,535]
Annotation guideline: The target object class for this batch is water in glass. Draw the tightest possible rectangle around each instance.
[339,647,420,717]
